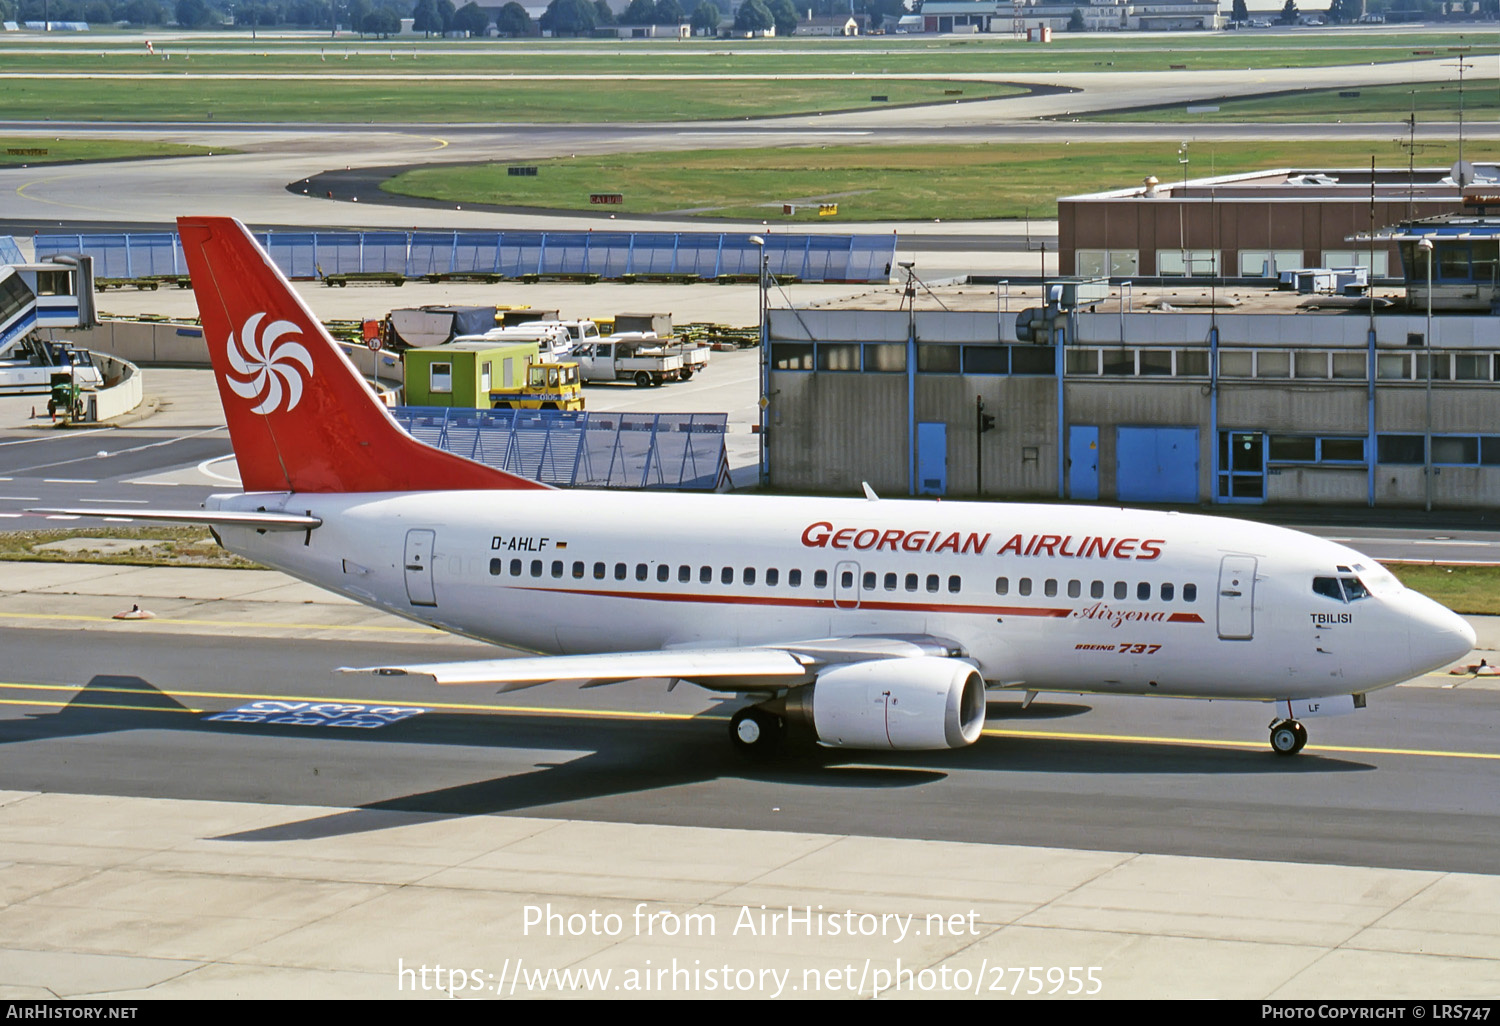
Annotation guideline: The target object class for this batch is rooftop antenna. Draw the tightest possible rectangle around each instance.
[1178,141,1190,275]
[1449,54,1473,172]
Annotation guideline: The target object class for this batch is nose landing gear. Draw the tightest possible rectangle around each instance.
[1269,719,1308,756]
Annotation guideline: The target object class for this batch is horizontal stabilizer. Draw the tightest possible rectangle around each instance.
[340,648,812,690]
[27,507,322,531]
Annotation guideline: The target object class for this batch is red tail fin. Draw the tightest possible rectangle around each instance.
[178,216,546,494]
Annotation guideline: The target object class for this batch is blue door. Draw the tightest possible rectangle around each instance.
[1116,427,1200,503]
[1069,426,1099,500]
[917,422,947,495]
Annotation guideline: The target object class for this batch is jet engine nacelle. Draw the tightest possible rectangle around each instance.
[785,656,987,750]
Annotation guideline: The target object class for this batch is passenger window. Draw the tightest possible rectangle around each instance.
[926,574,939,593]
[814,570,828,588]
[656,565,669,582]
[1184,583,1197,602]
[1313,577,1344,602]
[744,567,756,586]
[1067,579,1081,598]
[885,572,898,591]
[573,561,584,579]
[905,573,918,592]
[722,567,733,585]
[700,566,712,584]
[593,562,606,580]
[863,571,876,591]
[1114,581,1127,600]
[552,561,563,579]
[1137,582,1150,601]
[1343,577,1370,601]
[948,575,961,594]
[1091,580,1104,599]
[996,576,1009,596]
[679,565,690,583]
[510,558,523,576]
[531,560,543,577]
[1019,578,1033,596]
[635,564,648,582]
[615,563,627,581]
[841,570,854,588]
[1044,579,1058,597]
[766,568,779,587]
[489,558,502,576]
[1161,582,1174,601]
[790,569,803,587]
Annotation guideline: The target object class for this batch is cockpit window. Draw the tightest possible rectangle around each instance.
[1314,575,1373,603]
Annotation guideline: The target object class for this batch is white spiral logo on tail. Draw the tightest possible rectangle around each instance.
[226,312,314,415]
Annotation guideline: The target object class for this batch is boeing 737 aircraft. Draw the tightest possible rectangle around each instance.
[37,217,1476,758]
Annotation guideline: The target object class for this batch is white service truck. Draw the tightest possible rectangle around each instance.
[574,337,686,387]
[610,332,711,380]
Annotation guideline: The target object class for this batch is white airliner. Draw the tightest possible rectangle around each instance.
[37,217,1476,758]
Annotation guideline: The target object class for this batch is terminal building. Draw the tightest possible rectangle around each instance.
[764,212,1500,510]
[912,0,1221,33]
[1059,165,1495,281]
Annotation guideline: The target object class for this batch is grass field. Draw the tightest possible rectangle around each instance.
[383,137,1492,221]
[0,32,1493,75]
[1098,78,1500,123]
[0,136,224,165]
[0,76,1023,123]
[0,30,1494,123]
[0,527,256,569]
[1389,564,1500,616]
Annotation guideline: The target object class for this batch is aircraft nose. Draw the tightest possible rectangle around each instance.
[1408,602,1477,675]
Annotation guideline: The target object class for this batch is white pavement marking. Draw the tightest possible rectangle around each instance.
[0,428,110,447]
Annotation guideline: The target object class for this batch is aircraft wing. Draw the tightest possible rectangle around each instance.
[339,634,966,692]
[26,508,322,531]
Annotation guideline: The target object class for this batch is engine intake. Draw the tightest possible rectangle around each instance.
[781,656,987,750]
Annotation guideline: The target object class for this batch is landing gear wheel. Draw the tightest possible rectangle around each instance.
[729,706,787,760]
[1270,719,1308,756]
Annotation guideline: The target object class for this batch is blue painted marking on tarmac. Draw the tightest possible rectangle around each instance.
[205,700,428,729]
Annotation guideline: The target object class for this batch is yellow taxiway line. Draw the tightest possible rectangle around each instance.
[0,680,1494,761]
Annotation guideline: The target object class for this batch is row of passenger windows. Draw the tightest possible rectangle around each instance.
[494,558,828,589]
[490,558,963,594]
[996,577,1198,602]
[488,558,1198,604]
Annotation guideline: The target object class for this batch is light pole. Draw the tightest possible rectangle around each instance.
[1418,236,1433,512]
[749,235,768,488]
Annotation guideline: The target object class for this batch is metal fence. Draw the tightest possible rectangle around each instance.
[36,230,898,284]
[393,407,730,491]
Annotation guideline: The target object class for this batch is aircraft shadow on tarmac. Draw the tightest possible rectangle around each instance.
[4,674,1376,843]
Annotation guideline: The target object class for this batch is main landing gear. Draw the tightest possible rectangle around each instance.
[1269,718,1309,756]
[729,706,787,759]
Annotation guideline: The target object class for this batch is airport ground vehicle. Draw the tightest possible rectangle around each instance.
[404,340,582,410]
[37,217,1477,760]
[574,337,686,387]
[490,360,584,411]
[0,337,103,395]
